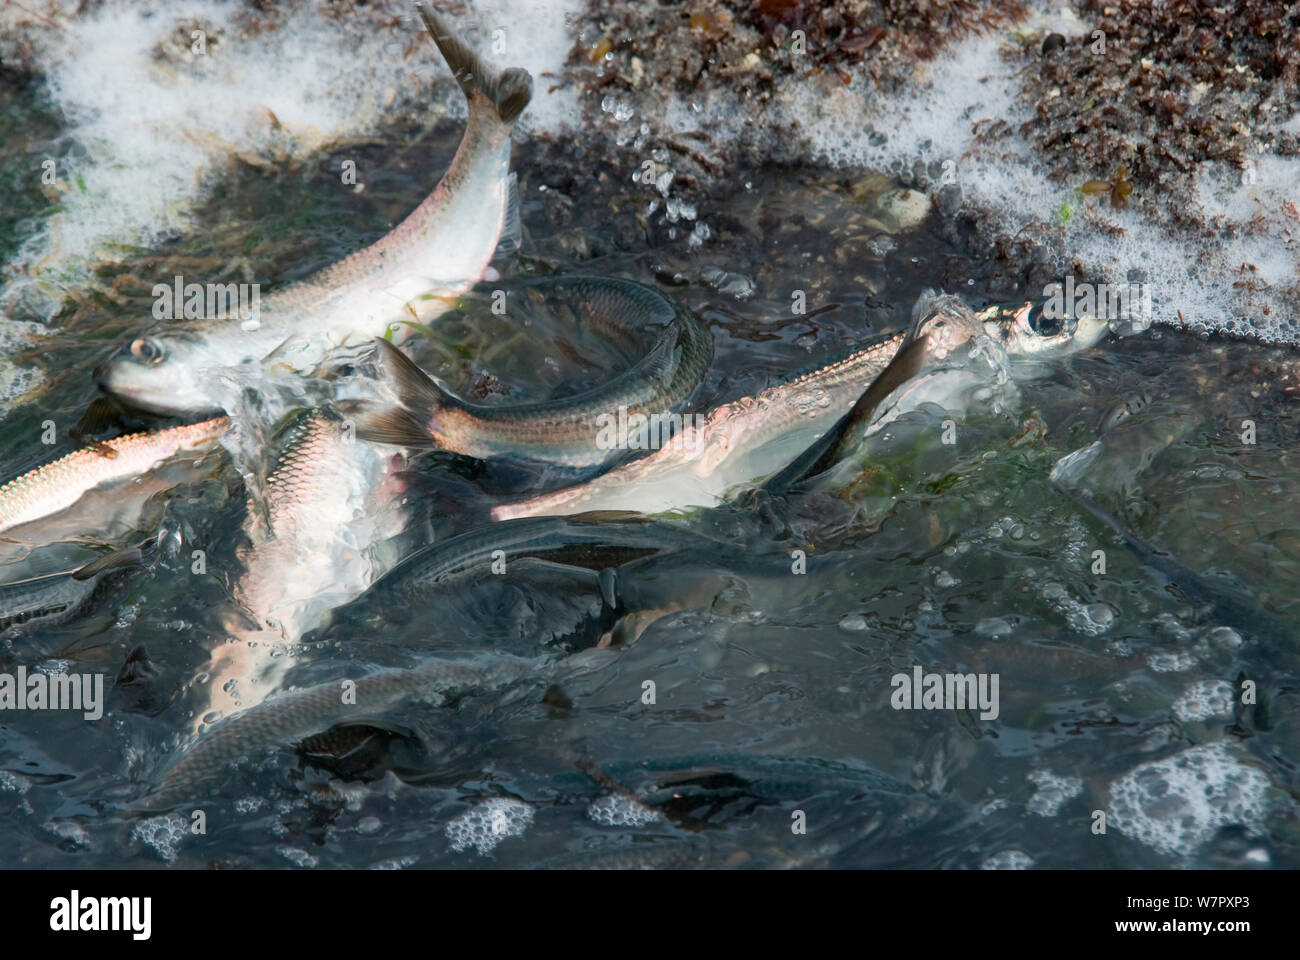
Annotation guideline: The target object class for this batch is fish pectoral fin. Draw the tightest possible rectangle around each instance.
[71,543,149,580]
[352,405,433,448]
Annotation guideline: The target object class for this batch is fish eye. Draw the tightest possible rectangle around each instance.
[129,337,164,364]
[1027,306,1063,337]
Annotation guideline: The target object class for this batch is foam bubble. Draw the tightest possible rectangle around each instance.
[44,819,90,847]
[1026,769,1083,817]
[0,770,32,794]
[445,797,534,855]
[980,849,1034,869]
[586,793,661,828]
[1108,742,1271,858]
[369,855,417,870]
[130,812,189,863]
[1146,651,1197,673]
[276,846,319,869]
[1172,679,1235,723]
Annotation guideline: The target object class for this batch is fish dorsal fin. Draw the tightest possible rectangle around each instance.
[374,337,461,413]
[764,333,931,493]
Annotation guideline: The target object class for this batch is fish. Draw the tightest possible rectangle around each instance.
[137,651,609,811]
[0,540,154,638]
[495,294,1107,517]
[0,417,228,536]
[1052,474,1296,653]
[493,331,905,518]
[194,407,407,733]
[310,512,721,648]
[94,5,533,417]
[354,275,713,469]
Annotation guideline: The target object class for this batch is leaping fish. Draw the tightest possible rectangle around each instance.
[95,5,533,417]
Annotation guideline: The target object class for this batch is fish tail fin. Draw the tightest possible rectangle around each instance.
[349,338,460,447]
[415,3,533,125]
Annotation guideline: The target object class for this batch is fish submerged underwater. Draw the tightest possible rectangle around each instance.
[0,0,1297,899]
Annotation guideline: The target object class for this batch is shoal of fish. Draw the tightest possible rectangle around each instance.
[1,4,1118,813]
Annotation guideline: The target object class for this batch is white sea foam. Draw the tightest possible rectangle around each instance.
[2,0,1293,382]
[1108,742,1271,858]
[586,793,661,828]
[1171,679,1235,724]
[616,5,1300,344]
[1026,769,1083,817]
[760,28,1299,343]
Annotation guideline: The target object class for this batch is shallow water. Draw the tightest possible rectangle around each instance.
[1,69,1297,870]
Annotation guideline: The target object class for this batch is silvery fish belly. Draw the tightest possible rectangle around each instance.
[192,407,407,736]
[94,7,532,417]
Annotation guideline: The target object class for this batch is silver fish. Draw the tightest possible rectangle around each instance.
[139,651,607,811]
[95,5,532,416]
[355,275,713,470]
[496,295,1107,517]
[0,417,228,536]
[194,407,406,734]
[0,541,153,638]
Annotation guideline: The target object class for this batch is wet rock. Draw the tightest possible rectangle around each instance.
[935,183,963,222]
[540,187,575,228]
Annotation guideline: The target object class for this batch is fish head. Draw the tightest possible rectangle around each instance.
[984,301,1110,359]
[95,331,221,416]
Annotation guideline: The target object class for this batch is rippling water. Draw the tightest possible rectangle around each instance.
[1,76,1297,869]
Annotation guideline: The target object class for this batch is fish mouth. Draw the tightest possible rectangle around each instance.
[94,358,222,419]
